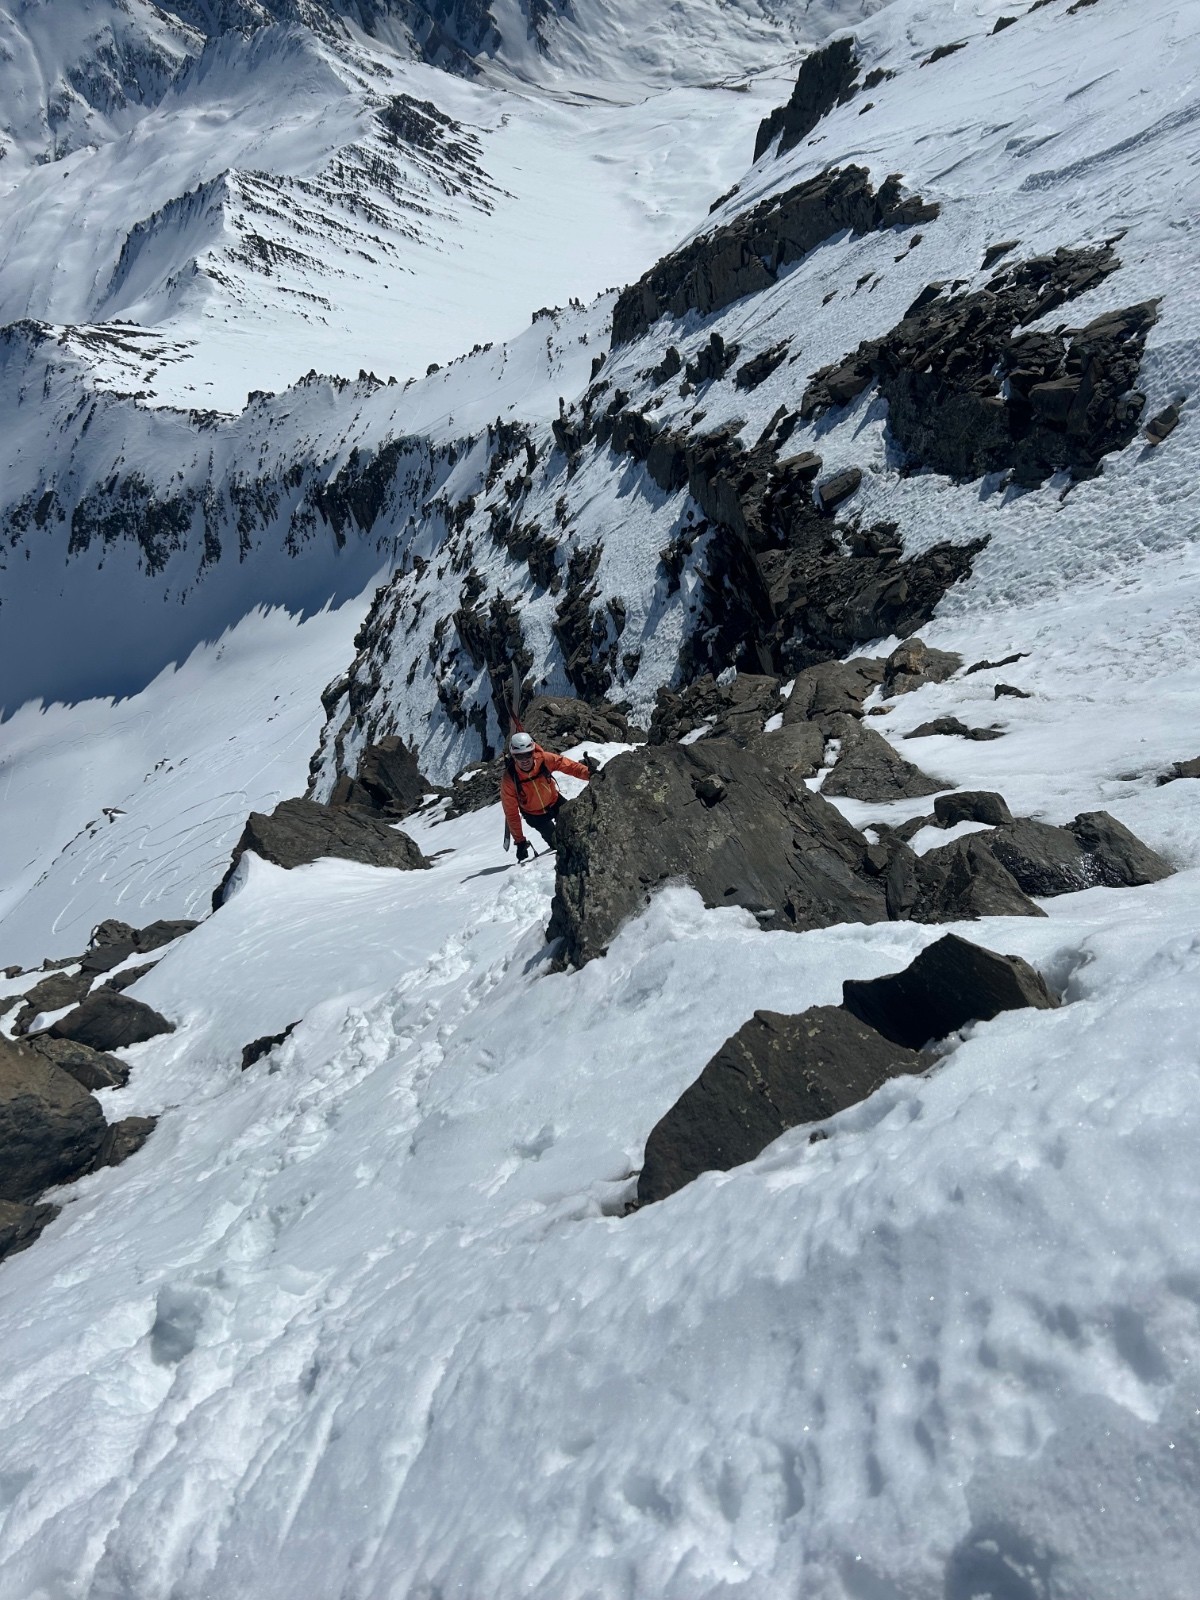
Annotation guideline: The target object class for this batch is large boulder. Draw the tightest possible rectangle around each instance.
[842,933,1058,1049]
[547,740,891,966]
[329,736,433,818]
[934,790,1014,828]
[0,1036,106,1203]
[820,715,946,803]
[638,1006,920,1204]
[984,810,1172,897]
[46,991,175,1052]
[25,1035,130,1091]
[213,797,430,907]
[910,836,1045,922]
[1067,810,1172,888]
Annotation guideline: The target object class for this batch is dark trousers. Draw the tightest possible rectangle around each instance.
[524,797,562,848]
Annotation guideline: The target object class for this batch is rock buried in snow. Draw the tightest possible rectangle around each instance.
[11,969,92,1035]
[0,1198,60,1264]
[97,1116,156,1169]
[241,1023,299,1071]
[637,1006,921,1204]
[1158,756,1200,784]
[906,717,1005,741]
[547,740,891,966]
[842,933,1058,1050]
[213,797,430,907]
[934,791,1014,828]
[25,1035,130,1092]
[820,714,946,803]
[0,1036,106,1203]
[79,918,198,978]
[46,991,175,1052]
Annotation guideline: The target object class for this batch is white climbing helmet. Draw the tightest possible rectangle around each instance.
[510,732,535,756]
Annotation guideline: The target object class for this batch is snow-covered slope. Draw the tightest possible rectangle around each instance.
[2,0,1200,1596]
[0,0,824,408]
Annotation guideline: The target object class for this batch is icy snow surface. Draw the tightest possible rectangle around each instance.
[2,0,1200,1595]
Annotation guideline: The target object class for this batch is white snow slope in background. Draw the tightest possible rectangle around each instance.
[1,0,1200,1597]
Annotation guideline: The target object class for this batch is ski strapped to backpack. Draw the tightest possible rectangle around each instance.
[503,661,524,852]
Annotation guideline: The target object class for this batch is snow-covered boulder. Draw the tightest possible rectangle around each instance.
[213,797,430,907]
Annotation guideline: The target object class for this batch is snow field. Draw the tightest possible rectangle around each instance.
[1,745,1199,1595]
[0,599,369,968]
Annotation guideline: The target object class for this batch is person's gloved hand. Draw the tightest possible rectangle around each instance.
[516,840,531,863]
[584,752,601,775]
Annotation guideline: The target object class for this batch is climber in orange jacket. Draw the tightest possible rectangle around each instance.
[501,731,590,860]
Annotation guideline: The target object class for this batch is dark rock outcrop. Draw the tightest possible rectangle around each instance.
[547,740,892,966]
[214,797,430,907]
[0,1036,106,1203]
[241,1023,299,1071]
[1159,756,1200,784]
[934,791,1014,828]
[0,1199,60,1264]
[522,695,635,750]
[821,714,945,803]
[638,1006,920,1204]
[815,467,862,514]
[754,37,860,161]
[757,722,826,783]
[649,673,781,746]
[47,992,175,1052]
[612,166,938,346]
[735,342,791,391]
[80,918,198,977]
[25,1036,130,1092]
[842,933,1058,1049]
[905,836,1045,922]
[602,397,984,684]
[330,736,432,818]
[803,246,1157,485]
[784,657,885,724]
[11,969,92,1036]
[984,810,1171,898]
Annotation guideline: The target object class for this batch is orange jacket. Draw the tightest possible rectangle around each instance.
[501,746,590,841]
